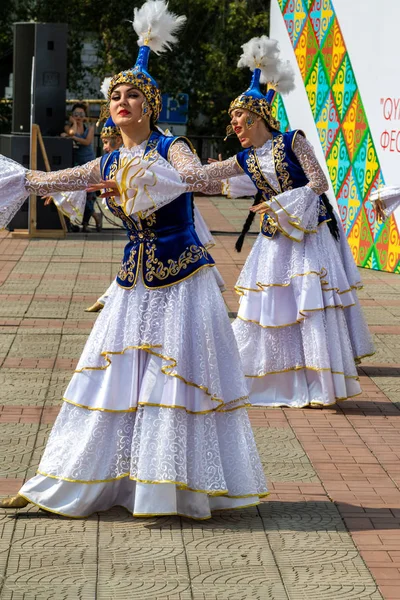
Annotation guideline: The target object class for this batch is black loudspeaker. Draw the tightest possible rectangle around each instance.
[12,23,68,136]
[0,134,73,230]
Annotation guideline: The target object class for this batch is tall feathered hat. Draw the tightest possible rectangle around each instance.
[100,0,186,123]
[227,36,296,134]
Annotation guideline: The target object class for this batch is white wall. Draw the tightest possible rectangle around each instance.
[270,0,400,211]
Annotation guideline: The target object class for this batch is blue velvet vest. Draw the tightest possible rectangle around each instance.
[236,130,329,237]
[100,131,214,289]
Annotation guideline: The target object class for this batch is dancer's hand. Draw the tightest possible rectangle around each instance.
[249,202,270,215]
[375,197,387,223]
[42,196,53,206]
[86,180,119,198]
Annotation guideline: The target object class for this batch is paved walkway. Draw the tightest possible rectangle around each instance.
[0,196,399,599]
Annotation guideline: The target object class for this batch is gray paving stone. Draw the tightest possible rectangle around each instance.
[58,335,88,360]
[361,306,400,325]
[97,510,191,599]
[0,302,30,318]
[73,281,113,294]
[254,426,319,482]
[259,503,383,598]
[78,263,112,276]
[25,301,70,320]
[46,262,80,275]
[12,262,48,275]
[35,281,76,293]
[0,335,16,358]
[371,376,400,404]
[25,424,52,479]
[0,282,39,295]
[0,423,40,477]
[8,334,60,359]
[0,507,97,599]
[0,369,51,405]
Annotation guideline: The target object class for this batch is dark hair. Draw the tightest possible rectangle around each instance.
[321,193,340,241]
[71,102,88,115]
[235,191,263,252]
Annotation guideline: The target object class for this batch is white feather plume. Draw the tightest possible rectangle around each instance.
[270,59,296,95]
[237,36,280,83]
[100,77,112,99]
[132,0,186,54]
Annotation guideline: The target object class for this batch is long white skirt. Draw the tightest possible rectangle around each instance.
[233,224,374,408]
[20,268,267,518]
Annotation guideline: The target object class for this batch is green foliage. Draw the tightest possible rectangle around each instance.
[2,0,270,135]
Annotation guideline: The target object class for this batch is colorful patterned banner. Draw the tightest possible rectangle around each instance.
[276,0,400,272]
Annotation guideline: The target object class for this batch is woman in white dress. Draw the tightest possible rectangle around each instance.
[0,2,267,518]
[198,37,375,408]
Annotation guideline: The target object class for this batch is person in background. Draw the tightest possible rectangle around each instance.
[100,116,123,154]
[62,102,102,232]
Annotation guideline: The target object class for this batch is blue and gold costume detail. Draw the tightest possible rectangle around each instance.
[236,129,330,238]
[100,131,215,289]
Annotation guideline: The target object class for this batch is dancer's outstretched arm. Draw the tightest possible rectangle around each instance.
[169,141,242,194]
[0,155,101,229]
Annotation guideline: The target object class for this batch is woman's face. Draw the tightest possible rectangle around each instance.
[72,107,86,123]
[109,85,149,127]
[230,108,258,148]
[102,135,123,153]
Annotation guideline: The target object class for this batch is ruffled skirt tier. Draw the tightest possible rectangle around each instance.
[233,225,374,408]
[20,270,267,518]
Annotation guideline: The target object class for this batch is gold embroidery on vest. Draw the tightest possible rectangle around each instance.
[246,150,276,201]
[146,213,156,227]
[118,245,140,284]
[273,134,293,193]
[144,243,208,283]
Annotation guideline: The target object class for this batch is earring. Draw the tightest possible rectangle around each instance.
[138,99,150,123]
[245,114,255,130]
[224,124,234,141]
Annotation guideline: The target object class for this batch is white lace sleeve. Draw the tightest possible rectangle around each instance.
[293,134,329,195]
[169,141,242,194]
[25,158,102,195]
[169,141,210,192]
